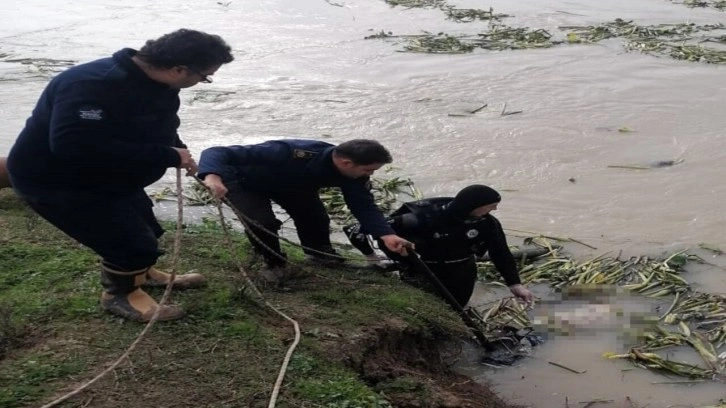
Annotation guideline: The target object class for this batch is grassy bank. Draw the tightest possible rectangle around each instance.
[0,189,515,408]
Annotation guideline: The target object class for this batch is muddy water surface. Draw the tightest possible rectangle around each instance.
[1,0,725,406]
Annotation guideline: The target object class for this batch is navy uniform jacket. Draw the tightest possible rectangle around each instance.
[389,198,521,286]
[7,48,184,195]
[197,139,395,237]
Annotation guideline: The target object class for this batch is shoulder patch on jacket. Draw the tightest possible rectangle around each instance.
[77,106,105,121]
[292,149,317,159]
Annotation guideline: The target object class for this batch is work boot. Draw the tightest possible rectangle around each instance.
[100,265,185,322]
[144,267,206,289]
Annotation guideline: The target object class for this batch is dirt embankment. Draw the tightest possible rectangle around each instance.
[0,188,517,408]
[345,317,513,408]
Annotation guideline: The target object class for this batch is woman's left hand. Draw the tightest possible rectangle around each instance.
[509,284,535,304]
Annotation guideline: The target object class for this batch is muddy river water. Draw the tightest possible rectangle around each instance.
[1,0,725,406]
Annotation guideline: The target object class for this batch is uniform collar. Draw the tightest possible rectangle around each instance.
[112,48,172,90]
[309,146,341,178]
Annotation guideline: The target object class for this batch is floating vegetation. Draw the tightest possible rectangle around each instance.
[364,30,394,40]
[367,25,559,54]
[480,249,693,295]
[383,0,446,8]
[561,19,726,64]
[676,0,726,11]
[401,34,476,54]
[368,11,726,64]
[0,55,76,74]
[604,348,717,379]
[371,25,561,54]
[382,0,512,25]
[477,25,557,49]
[321,175,423,225]
[561,19,724,42]
[188,90,237,104]
[444,7,511,23]
[707,34,726,43]
[473,241,726,379]
[627,41,726,64]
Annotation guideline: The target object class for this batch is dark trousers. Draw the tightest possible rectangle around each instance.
[345,223,478,306]
[420,257,478,308]
[226,182,332,267]
[380,242,477,307]
[12,185,164,271]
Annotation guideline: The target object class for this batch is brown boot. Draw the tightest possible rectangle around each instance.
[144,267,206,289]
[101,288,185,322]
[100,265,185,322]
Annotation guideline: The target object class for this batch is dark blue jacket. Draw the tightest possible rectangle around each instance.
[198,139,395,237]
[7,48,183,195]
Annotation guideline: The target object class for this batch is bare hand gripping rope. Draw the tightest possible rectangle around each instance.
[191,175,354,265]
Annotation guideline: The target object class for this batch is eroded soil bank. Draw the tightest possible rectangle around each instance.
[0,189,515,408]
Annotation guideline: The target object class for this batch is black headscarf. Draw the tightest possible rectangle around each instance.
[446,184,501,219]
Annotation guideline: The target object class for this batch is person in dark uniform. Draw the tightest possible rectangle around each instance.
[345,184,534,307]
[198,139,412,275]
[7,29,234,322]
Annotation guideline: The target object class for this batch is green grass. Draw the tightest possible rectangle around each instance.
[289,353,392,408]
[0,242,99,320]
[305,285,465,336]
[0,189,498,408]
[0,350,89,407]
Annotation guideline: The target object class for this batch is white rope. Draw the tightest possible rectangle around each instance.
[40,169,184,408]
[212,201,301,408]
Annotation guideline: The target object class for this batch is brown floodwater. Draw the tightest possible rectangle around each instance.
[1,0,725,406]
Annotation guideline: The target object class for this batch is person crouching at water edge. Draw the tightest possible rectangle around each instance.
[197,138,412,280]
[344,184,534,308]
[6,29,234,322]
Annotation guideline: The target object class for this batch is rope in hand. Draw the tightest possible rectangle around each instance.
[40,169,184,408]
[192,176,403,290]
[190,176,366,265]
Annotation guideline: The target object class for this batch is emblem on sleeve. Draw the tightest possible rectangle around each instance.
[78,106,104,121]
[466,229,479,238]
[293,149,316,159]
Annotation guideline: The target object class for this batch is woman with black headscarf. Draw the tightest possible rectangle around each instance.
[345,184,534,307]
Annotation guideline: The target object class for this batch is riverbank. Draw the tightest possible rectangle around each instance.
[0,189,517,408]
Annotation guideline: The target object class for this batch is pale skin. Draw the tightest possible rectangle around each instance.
[132,55,222,175]
[469,202,535,304]
[202,152,414,255]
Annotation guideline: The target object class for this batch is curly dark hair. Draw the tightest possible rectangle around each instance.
[136,29,234,71]
[334,139,393,165]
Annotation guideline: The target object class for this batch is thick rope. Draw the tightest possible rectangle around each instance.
[266,308,301,408]
[212,200,301,408]
[40,169,184,408]
[191,176,359,263]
